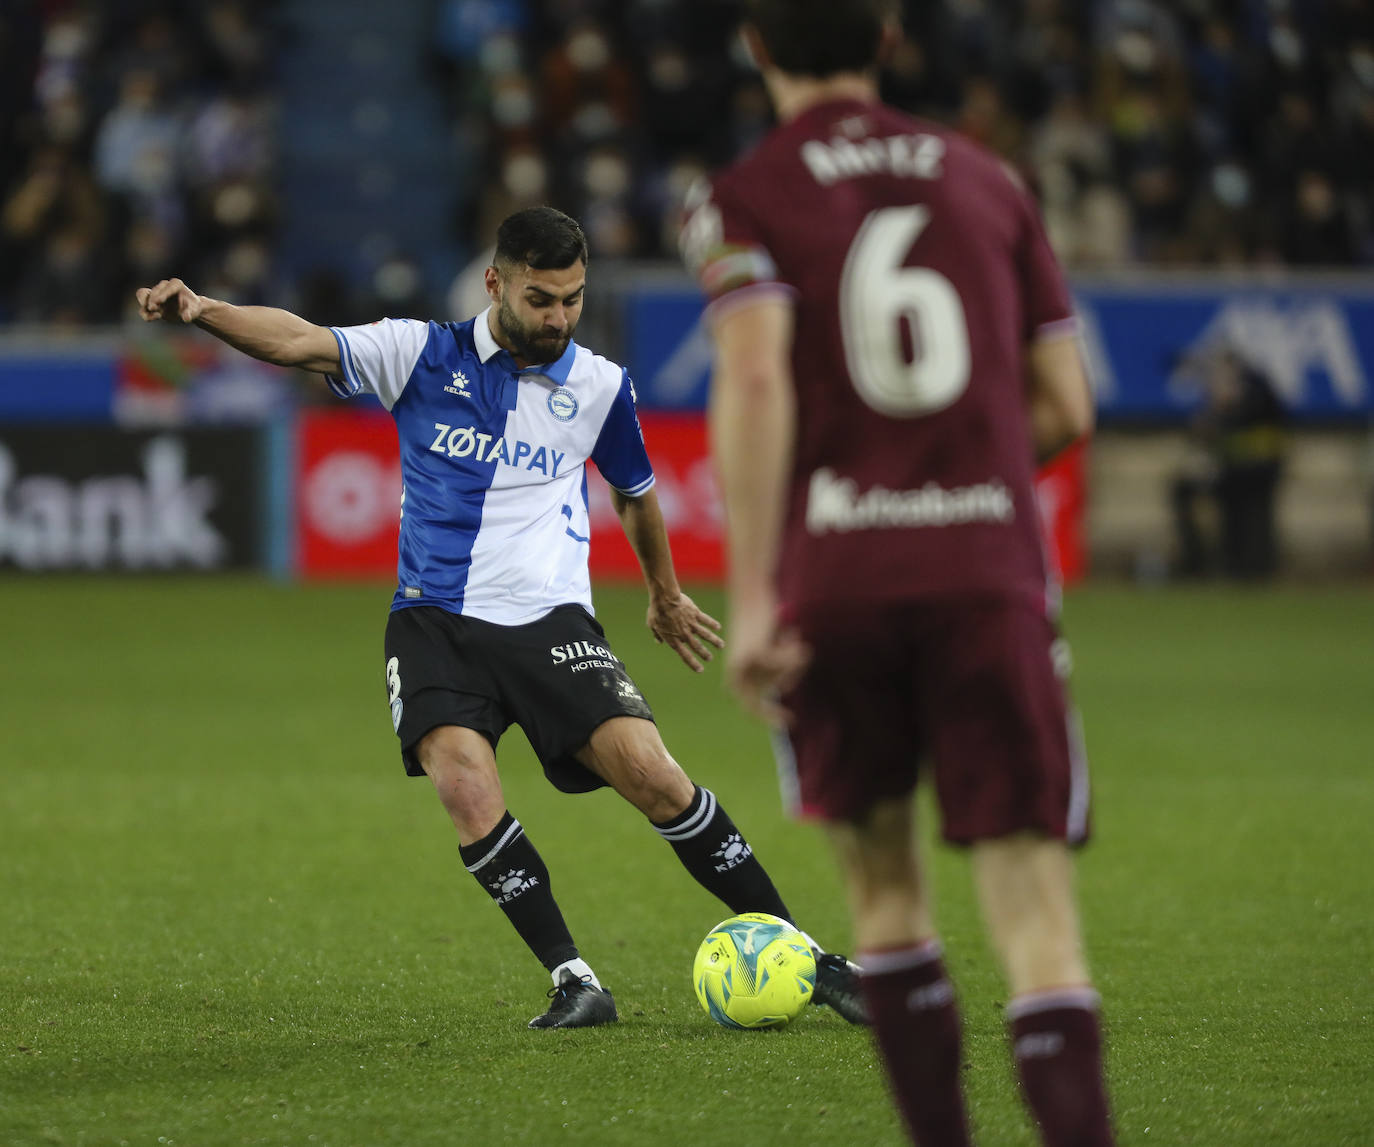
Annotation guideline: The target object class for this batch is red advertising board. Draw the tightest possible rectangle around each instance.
[296,408,401,578]
[587,414,723,580]
[591,414,1088,586]
[293,408,1086,585]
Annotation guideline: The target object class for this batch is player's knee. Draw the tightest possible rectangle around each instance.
[619,747,693,820]
[417,727,497,790]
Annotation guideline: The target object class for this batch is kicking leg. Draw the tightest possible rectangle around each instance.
[972,832,1113,1146]
[418,724,616,1028]
[576,716,868,1023]
[826,796,971,1147]
[575,717,793,919]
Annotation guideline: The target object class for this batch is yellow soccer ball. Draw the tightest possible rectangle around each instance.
[692,912,816,1030]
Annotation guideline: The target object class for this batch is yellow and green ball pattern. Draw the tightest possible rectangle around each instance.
[692,912,817,1029]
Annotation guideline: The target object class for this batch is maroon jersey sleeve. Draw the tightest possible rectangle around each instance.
[680,177,798,320]
[1014,179,1077,341]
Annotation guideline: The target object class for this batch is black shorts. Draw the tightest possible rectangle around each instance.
[382,603,655,792]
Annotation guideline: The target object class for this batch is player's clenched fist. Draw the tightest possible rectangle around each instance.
[135,278,203,324]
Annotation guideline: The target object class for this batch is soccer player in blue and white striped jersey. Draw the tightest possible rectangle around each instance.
[135,207,866,1029]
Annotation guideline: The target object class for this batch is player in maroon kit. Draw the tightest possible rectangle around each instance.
[684,2,1112,1145]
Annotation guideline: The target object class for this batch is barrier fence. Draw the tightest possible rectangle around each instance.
[3,272,1368,581]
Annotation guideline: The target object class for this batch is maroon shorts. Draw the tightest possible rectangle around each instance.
[774,596,1090,845]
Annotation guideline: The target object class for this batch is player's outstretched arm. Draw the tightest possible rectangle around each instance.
[610,487,724,674]
[134,278,342,377]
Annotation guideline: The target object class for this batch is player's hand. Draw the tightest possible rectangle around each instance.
[646,591,725,673]
[725,608,811,726]
[135,278,204,324]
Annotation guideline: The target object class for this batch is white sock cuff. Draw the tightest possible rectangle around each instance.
[857,938,944,977]
[462,817,523,874]
[653,787,717,842]
[1007,985,1101,1021]
[553,958,601,991]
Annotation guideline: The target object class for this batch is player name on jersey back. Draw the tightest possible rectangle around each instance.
[800,127,945,186]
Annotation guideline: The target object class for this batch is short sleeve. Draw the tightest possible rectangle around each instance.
[590,370,655,497]
[325,318,430,410]
[1015,192,1077,342]
[679,176,797,321]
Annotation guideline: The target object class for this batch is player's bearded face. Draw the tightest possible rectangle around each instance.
[494,263,585,365]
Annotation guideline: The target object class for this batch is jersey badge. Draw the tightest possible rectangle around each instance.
[445,370,472,399]
[548,386,579,422]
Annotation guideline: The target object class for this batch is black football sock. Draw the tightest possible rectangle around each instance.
[459,811,578,972]
[652,785,794,921]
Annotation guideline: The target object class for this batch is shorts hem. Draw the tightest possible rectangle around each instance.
[399,720,501,777]
[539,709,658,794]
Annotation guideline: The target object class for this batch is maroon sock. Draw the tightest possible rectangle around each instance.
[859,941,972,1147]
[1008,988,1115,1147]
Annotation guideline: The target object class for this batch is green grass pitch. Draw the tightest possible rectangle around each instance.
[2,578,1370,1146]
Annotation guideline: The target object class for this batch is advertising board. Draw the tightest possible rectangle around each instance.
[0,427,261,571]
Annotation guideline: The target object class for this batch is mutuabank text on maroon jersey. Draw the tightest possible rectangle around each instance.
[684,98,1077,612]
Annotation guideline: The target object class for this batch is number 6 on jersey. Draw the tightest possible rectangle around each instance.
[839,204,971,418]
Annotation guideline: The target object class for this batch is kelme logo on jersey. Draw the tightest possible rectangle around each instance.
[547,387,578,422]
[428,423,567,476]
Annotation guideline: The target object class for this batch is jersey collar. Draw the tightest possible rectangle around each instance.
[473,305,577,387]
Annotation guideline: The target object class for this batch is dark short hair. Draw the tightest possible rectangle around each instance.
[745,0,898,78]
[494,207,588,272]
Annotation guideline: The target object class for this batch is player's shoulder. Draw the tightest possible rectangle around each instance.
[349,315,458,350]
[867,107,1024,191]
[565,342,629,396]
[429,316,478,351]
[954,138,1031,197]
[709,119,798,202]
[398,316,484,370]
[711,101,1016,190]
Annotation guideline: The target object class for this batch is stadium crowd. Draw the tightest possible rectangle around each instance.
[3,0,1373,324]
[0,2,278,325]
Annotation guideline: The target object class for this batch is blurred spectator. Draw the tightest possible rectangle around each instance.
[3,0,1372,325]
[1170,347,1289,581]
[0,3,278,324]
[93,68,181,211]
[1281,170,1358,265]
[433,0,1371,268]
[2,143,109,322]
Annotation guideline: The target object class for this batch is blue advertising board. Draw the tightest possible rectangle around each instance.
[1079,280,1374,419]
[3,275,1372,422]
[0,346,117,422]
[620,276,1374,421]
[0,333,297,425]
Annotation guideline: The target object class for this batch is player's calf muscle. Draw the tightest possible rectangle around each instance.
[973,836,1090,993]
